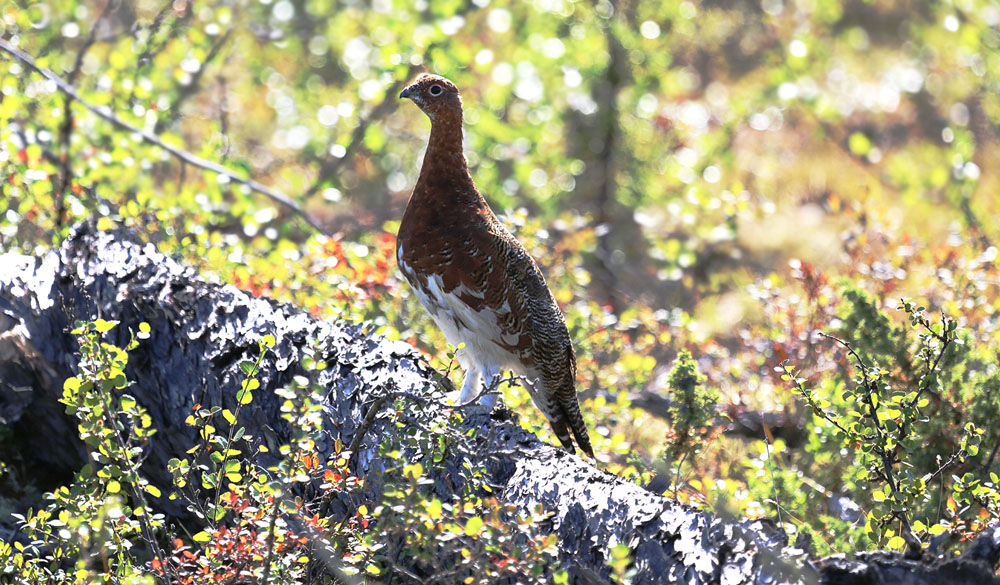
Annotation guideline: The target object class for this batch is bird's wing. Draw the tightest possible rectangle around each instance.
[478,217,594,457]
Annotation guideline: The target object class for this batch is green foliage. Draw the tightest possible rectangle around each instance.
[3,0,1000,574]
[357,461,562,582]
[780,293,997,552]
[836,287,907,369]
[1,322,562,583]
[608,542,635,583]
[2,320,163,584]
[660,350,719,495]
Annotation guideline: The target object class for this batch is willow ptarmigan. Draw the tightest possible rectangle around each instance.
[396,73,594,458]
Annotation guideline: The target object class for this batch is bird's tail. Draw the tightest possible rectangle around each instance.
[546,346,595,458]
[568,402,595,458]
[549,401,594,458]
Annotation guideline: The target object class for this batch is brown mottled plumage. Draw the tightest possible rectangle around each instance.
[397,73,594,458]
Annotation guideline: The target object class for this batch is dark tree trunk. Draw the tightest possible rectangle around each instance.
[0,223,997,585]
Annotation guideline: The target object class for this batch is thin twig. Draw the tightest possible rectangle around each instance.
[153,27,235,133]
[211,343,266,529]
[780,361,856,439]
[303,77,407,199]
[982,434,1000,473]
[0,38,328,236]
[818,332,920,552]
[316,384,394,520]
[128,0,189,104]
[56,0,115,229]
[818,332,871,370]
[926,449,966,484]
[446,372,509,410]
[317,371,501,518]
[671,449,689,499]
[91,365,169,583]
[260,492,283,584]
[761,413,783,530]
[347,390,391,461]
[907,314,953,409]
[301,0,480,202]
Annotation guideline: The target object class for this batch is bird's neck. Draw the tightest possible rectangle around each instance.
[428,113,464,152]
[416,114,478,196]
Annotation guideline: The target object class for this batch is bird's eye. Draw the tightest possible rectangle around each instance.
[429,84,443,96]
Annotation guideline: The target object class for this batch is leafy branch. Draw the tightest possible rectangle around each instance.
[782,296,982,554]
[61,319,170,583]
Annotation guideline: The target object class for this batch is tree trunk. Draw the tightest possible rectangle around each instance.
[0,223,997,585]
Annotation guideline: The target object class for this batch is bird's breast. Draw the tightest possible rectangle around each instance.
[401,266,529,370]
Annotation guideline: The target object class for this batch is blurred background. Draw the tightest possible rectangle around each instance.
[2,0,999,554]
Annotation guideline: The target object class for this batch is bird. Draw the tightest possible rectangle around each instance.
[396,73,594,458]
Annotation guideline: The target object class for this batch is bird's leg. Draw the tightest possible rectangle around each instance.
[519,370,543,405]
[457,367,482,404]
[478,365,502,409]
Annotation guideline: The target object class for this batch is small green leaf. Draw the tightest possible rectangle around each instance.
[464,516,484,536]
[427,498,442,520]
[404,463,423,480]
[262,334,276,348]
[887,536,905,550]
[222,409,237,425]
[237,388,253,405]
[94,319,118,333]
[192,531,212,543]
[107,480,121,494]
[145,485,162,498]
[848,132,872,155]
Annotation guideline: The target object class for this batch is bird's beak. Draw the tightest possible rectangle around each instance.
[399,85,414,100]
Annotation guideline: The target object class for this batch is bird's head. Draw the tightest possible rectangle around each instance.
[399,73,462,122]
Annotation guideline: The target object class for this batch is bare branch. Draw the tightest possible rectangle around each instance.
[780,360,856,439]
[346,384,393,461]
[0,38,328,236]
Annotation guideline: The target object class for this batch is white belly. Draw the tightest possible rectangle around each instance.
[399,255,529,403]
[412,272,521,373]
